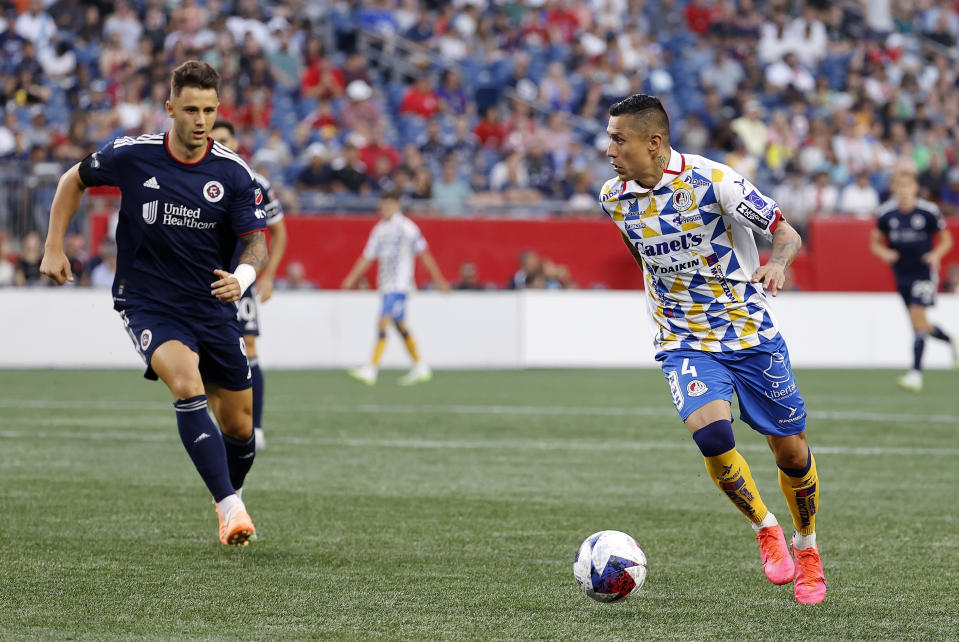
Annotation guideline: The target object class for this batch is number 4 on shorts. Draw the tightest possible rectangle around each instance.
[681,358,698,377]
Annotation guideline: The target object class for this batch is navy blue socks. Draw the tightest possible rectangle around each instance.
[174,395,234,501]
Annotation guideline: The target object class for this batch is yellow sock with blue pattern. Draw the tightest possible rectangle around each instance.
[693,420,770,525]
[398,328,420,362]
[371,332,387,366]
[778,449,819,542]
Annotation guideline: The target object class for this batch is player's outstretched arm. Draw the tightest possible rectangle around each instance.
[258,218,288,302]
[750,219,802,297]
[40,163,86,285]
[212,231,268,303]
[341,256,373,289]
[868,228,899,265]
[419,250,450,292]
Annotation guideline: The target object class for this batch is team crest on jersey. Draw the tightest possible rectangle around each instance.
[140,329,152,350]
[142,200,158,224]
[686,380,708,397]
[203,181,225,203]
[672,189,693,212]
[911,214,925,229]
[254,187,263,205]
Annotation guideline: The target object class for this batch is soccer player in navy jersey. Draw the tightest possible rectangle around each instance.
[600,95,825,604]
[211,120,288,451]
[870,171,956,392]
[40,61,267,546]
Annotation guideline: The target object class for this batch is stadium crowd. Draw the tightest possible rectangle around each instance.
[2,0,959,286]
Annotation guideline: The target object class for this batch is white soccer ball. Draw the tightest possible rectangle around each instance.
[573,530,648,602]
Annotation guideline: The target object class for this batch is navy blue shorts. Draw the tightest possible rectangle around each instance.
[235,285,261,336]
[896,276,936,307]
[380,292,408,322]
[657,334,807,436]
[119,306,252,390]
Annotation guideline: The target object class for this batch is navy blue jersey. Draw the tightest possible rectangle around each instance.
[876,198,946,280]
[79,133,266,321]
[230,171,284,270]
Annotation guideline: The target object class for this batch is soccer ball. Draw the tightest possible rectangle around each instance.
[573,530,648,602]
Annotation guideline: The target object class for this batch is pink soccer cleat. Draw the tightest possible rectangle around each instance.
[756,525,795,585]
[792,544,827,604]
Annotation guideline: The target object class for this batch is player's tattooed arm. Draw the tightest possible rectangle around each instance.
[750,220,801,297]
[236,231,268,273]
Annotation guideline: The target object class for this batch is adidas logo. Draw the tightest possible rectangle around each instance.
[193,432,211,444]
[143,176,160,189]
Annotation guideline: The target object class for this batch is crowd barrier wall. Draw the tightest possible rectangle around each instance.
[3,289,957,370]
[89,214,959,293]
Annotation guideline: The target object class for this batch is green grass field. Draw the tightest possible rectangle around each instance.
[1,368,957,640]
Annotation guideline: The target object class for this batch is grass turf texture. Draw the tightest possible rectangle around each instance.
[1,368,957,640]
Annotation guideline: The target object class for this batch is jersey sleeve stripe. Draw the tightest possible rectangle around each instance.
[210,144,254,180]
[238,227,266,236]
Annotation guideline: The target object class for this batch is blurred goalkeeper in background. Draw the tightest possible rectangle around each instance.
[40,61,265,547]
[599,94,826,604]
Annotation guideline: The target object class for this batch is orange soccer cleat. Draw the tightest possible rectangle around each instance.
[215,501,256,547]
[792,544,827,604]
[756,525,795,585]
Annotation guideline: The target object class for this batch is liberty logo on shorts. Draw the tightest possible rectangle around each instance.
[762,353,790,388]
[140,329,152,350]
[203,180,224,203]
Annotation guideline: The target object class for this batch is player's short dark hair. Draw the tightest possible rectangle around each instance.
[609,94,670,143]
[170,60,220,98]
[380,185,403,201]
[212,120,235,136]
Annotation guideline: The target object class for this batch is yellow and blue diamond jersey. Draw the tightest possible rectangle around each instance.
[599,149,784,353]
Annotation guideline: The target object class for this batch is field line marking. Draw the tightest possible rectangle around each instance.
[1,429,956,457]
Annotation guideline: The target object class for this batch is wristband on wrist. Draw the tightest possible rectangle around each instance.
[233,263,257,295]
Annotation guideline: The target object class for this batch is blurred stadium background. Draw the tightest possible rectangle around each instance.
[3,2,959,639]
[2,0,959,294]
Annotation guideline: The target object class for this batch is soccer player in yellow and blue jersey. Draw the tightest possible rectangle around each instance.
[599,95,825,604]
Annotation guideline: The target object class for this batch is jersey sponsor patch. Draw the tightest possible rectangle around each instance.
[142,200,158,224]
[736,202,770,230]
[686,380,708,397]
[203,180,224,203]
[745,190,767,210]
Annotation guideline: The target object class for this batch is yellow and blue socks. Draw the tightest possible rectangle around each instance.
[778,449,819,548]
[693,419,771,525]
[174,395,233,502]
[398,327,420,362]
[372,331,387,367]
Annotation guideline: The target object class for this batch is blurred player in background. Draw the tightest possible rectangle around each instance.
[211,120,288,449]
[341,188,449,385]
[870,171,955,392]
[40,61,266,546]
[600,95,825,604]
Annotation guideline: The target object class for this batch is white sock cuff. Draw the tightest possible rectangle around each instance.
[792,531,817,550]
[751,511,779,533]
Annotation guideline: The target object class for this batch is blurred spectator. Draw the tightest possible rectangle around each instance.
[0,232,14,286]
[15,0,57,57]
[508,250,541,290]
[436,69,469,116]
[359,134,401,181]
[940,168,959,218]
[14,231,44,286]
[325,143,372,195]
[730,100,768,159]
[802,169,840,217]
[277,261,316,290]
[432,157,472,215]
[474,106,507,150]
[399,75,440,120]
[839,172,881,219]
[89,239,117,288]
[340,80,384,133]
[64,233,88,286]
[296,144,330,193]
[454,262,483,290]
[300,45,344,100]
